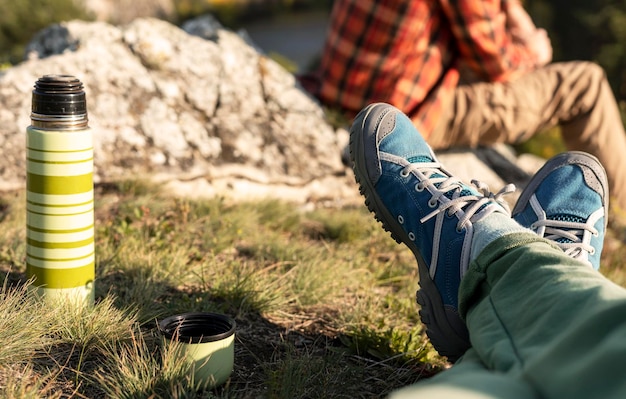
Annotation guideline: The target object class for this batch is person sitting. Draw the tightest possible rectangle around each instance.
[300,0,626,214]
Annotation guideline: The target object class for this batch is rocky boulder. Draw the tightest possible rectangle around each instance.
[0,16,358,203]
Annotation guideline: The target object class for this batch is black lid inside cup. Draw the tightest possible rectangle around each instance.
[159,312,236,344]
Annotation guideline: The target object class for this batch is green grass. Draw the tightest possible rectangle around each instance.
[0,182,443,398]
[0,180,624,398]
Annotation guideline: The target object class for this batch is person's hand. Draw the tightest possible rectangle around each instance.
[506,1,536,43]
[527,28,552,67]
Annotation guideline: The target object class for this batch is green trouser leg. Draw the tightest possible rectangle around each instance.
[391,233,626,399]
[389,347,538,399]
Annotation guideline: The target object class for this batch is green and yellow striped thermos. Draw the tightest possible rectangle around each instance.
[26,75,95,306]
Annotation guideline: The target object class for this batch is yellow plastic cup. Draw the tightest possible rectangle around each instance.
[159,312,235,389]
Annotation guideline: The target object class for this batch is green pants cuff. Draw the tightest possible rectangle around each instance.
[459,232,559,319]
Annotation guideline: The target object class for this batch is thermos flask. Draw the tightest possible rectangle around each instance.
[26,75,95,307]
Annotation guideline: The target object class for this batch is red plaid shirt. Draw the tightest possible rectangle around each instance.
[302,0,537,138]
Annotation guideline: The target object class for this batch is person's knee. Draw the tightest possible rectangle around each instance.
[573,61,608,86]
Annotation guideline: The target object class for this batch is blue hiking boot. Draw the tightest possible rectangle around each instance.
[512,152,608,270]
[349,103,513,362]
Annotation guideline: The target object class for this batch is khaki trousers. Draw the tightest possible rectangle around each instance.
[429,61,626,211]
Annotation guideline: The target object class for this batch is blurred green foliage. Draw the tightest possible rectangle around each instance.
[0,0,90,64]
[513,127,567,160]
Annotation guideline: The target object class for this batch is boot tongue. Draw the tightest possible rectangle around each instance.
[408,156,434,163]
[551,214,586,244]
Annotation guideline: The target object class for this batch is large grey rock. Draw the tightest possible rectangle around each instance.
[0,17,351,202]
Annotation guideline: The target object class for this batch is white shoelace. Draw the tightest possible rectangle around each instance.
[399,161,514,278]
[531,219,598,260]
[401,162,515,231]
[527,194,601,267]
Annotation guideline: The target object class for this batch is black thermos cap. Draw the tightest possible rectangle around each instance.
[31,75,87,116]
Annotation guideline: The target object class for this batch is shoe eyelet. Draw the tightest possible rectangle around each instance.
[456,225,464,233]
[408,232,416,241]
[428,198,437,208]
[593,231,599,237]
[398,215,405,224]
[415,183,425,192]
[400,169,410,178]
[590,248,596,255]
